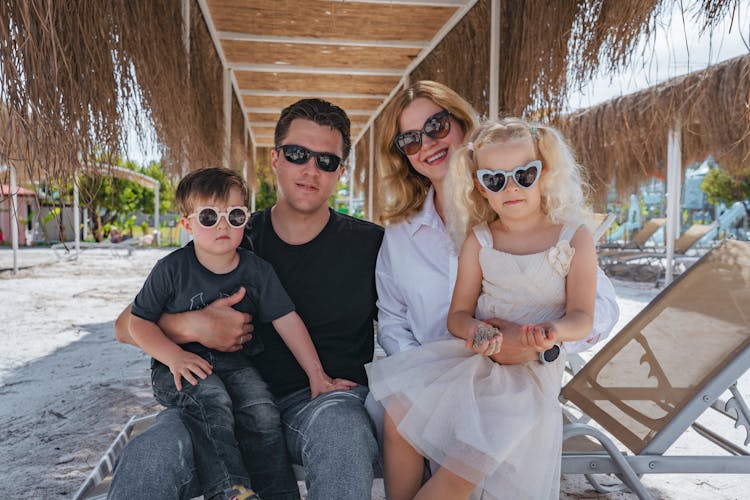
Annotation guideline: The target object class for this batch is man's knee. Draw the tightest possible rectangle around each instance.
[236,399,283,432]
[305,397,378,463]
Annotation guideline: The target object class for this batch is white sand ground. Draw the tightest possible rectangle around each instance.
[0,246,748,499]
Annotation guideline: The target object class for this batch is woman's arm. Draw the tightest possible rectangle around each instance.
[375,232,421,355]
[113,288,254,352]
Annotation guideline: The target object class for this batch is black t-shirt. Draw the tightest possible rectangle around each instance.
[243,208,384,397]
[131,245,295,356]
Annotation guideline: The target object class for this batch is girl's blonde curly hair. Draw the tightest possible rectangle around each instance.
[445,118,594,250]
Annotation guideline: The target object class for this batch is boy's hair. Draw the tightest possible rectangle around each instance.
[274,98,351,159]
[175,167,250,215]
[445,117,593,250]
[378,80,478,225]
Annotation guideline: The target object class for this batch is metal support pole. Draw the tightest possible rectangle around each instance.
[224,68,232,168]
[665,121,682,285]
[9,164,19,273]
[368,126,375,221]
[74,173,80,255]
[489,0,500,119]
[349,149,355,216]
[154,181,160,245]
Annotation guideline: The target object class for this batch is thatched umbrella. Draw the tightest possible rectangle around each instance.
[559,53,750,207]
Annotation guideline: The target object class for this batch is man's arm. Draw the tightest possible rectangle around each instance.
[114,288,255,352]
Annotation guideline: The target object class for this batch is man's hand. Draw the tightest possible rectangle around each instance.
[485,318,538,365]
[157,287,254,352]
[197,287,255,352]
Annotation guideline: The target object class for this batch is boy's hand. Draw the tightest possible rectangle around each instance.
[465,321,503,356]
[520,322,557,352]
[309,372,358,399]
[165,351,213,391]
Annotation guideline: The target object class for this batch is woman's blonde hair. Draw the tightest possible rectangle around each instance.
[378,81,478,225]
[445,117,593,249]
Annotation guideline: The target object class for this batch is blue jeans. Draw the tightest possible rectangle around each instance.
[149,351,298,499]
[277,385,379,500]
[109,385,379,500]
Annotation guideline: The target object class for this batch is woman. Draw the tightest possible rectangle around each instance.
[371,81,619,499]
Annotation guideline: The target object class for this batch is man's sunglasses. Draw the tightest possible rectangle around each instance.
[188,206,250,228]
[394,110,452,156]
[476,160,543,193]
[275,144,342,172]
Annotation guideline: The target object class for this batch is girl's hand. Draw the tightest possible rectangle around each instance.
[520,322,557,352]
[166,351,213,391]
[465,321,503,356]
[309,372,358,399]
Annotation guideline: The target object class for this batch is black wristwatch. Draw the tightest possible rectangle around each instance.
[539,344,561,364]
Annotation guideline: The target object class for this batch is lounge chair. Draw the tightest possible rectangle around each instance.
[592,213,617,243]
[598,217,667,254]
[561,239,750,499]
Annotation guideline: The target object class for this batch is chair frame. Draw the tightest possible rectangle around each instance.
[562,240,750,499]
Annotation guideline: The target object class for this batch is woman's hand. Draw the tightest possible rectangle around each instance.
[485,318,538,365]
[520,322,558,352]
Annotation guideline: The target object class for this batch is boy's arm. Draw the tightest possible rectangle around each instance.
[114,288,255,351]
[272,311,357,398]
[129,316,212,390]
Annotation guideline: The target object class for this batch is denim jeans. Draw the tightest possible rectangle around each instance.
[109,385,379,500]
[150,350,298,499]
[278,385,379,500]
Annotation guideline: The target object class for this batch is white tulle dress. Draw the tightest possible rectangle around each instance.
[367,223,579,500]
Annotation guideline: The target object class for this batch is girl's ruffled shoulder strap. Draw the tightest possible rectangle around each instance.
[472,222,494,248]
[558,223,582,243]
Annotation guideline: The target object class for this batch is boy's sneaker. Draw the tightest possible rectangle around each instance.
[226,484,261,500]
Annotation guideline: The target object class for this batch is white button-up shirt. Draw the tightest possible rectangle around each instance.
[376,187,619,356]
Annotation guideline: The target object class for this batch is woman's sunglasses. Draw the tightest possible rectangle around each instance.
[275,144,342,172]
[476,160,543,193]
[188,206,250,229]
[394,110,452,156]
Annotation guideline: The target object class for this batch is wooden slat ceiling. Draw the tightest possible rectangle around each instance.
[203,0,476,148]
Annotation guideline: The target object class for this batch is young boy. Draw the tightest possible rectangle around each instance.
[129,167,350,500]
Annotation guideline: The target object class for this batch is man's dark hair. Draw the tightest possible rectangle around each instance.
[275,98,351,160]
[175,166,249,215]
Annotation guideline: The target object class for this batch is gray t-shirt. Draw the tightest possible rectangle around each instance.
[132,246,295,344]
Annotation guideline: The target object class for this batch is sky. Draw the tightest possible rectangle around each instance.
[126,2,750,165]
[570,1,750,109]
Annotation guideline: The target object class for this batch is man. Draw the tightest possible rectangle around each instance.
[110,99,384,500]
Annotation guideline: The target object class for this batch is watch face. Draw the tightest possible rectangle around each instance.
[541,344,561,363]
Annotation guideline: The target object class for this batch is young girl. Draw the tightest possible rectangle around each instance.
[366,118,597,500]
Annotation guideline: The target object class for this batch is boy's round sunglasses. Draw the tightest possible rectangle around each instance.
[188,206,249,229]
[275,144,342,172]
[394,110,452,156]
[476,160,543,193]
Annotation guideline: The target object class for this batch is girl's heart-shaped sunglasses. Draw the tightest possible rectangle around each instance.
[476,160,542,193]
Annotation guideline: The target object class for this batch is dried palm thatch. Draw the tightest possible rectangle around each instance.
[0,0,227,190]
[411,0,490,118]
[558,53,750,207]
[409,0,737,121]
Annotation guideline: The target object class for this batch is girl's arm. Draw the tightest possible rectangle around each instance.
[447,233,502,355]
[272,311,357,398]
[525,226,597,348]
[129,315,213,390]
